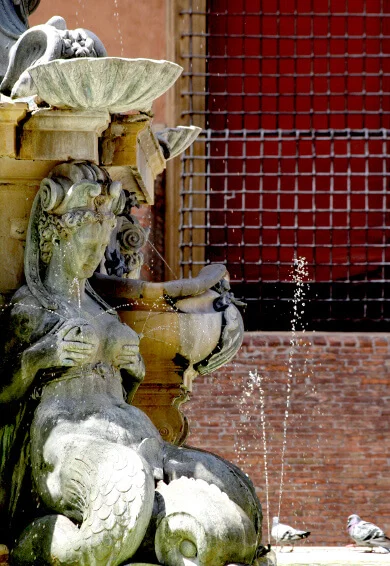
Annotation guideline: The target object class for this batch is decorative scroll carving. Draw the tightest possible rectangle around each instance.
[104,191,150,280]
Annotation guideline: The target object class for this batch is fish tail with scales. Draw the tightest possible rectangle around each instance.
[12,441,154,565]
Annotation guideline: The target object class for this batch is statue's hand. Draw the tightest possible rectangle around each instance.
[57,320,99,367]
[4,320,100,401]
[113,344,145,382]
[31,319,99,368]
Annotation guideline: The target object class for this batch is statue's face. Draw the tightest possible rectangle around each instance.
[60,220,113,280]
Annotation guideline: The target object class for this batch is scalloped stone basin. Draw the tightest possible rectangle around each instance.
[13,57,183,112]
[157,125,202,160]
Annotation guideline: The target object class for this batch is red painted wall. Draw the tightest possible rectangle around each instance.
[206,1,390,284]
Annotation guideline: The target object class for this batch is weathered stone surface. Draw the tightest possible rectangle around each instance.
[0,17,107,97]
[0,181,38,293]
[0,102,27,157]
[155,477,257,566]
[0,0,39,83]
[102,115,166,205]
[94,263,244,444]
[121,293,223,444]
[19,108,110,162]
[0,101,175,293]
[121,293,223,387]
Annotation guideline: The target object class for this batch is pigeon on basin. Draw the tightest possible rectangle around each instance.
[347,514,390,553]
[271,516,310,552]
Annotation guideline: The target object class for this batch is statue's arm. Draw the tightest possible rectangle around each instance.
[0,340,45,403]
[92,264,228,301]
[0,292,59,403]
[0,290,105,403]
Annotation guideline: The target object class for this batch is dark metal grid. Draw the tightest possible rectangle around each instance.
[178,0,390,330]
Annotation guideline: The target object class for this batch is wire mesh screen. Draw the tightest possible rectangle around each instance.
[179,0,390,330]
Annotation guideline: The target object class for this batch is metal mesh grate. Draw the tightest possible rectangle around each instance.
[179,0,390,330]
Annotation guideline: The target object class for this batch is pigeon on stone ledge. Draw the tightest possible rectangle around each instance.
[347,514,390,553]
[271,516,311,552]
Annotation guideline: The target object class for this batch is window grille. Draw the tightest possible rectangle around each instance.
[178,0,390,330]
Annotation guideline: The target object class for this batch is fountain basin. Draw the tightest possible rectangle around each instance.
[120,290,223,390]
[118,290,223,444]
[92,266,235,444]
[156,125,202,160]
[12,57,183,112]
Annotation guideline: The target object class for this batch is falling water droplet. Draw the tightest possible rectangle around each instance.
[113,0,124,57]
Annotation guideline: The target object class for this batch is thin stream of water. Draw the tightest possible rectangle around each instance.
[75,0,85,26]
[249,369,271,545]
[113,0,124,57]
[277,257,309,520]
[147,239,178,280]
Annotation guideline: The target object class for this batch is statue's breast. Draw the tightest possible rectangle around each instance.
[98,315,140,363]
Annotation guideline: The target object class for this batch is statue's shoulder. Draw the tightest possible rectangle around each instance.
[10,285,43,317]
[11,284,38,302]
[7,285,58,345]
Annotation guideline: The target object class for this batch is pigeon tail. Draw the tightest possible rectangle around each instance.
[370,537,390,553]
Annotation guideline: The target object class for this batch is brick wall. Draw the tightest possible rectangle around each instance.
[183,332,390,547]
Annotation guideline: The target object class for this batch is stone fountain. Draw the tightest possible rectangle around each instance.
[0,3,275,565]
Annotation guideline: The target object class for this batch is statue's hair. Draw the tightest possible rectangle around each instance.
[38,208,116,265]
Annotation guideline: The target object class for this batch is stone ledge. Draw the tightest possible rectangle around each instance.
[18,108,110,163]
[276,546,390,565]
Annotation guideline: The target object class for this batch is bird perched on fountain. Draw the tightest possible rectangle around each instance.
[347,514,390,553]
[271,516,310,552]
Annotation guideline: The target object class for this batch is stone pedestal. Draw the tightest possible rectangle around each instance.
[119,294,223,445]
[120,303,193,445]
